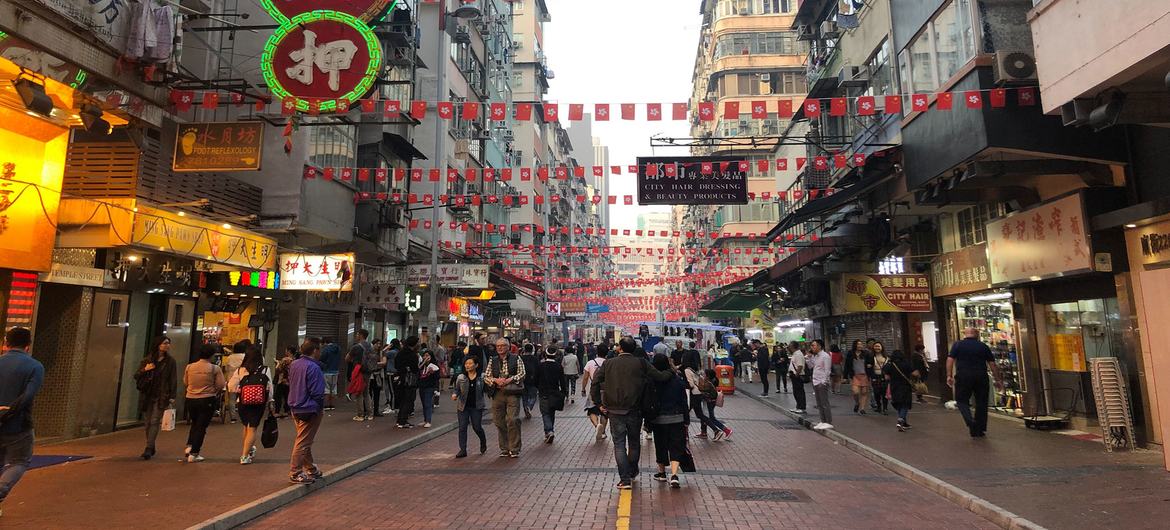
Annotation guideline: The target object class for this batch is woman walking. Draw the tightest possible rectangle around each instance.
[417,350,440,428]
[451,357,488,457]
[273,346,295,418]
[580,352,607,441]
[535,346,568,443]
[843,340,874,415]
[885,350,921,431]
[683,363,712,439]
[701,369,732,440]
[183,344,226,463]
[134,336,177,460]
[650,354,689,488]
[227,345,273,464]
[871,341,890,414]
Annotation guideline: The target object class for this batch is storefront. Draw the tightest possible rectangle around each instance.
[1121,214,1170,449]
[197,270,280,349]
[278,253,357,349]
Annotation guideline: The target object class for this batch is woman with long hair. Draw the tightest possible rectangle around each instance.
[451,356,488,457]
[418,350,440,428]
[134,336,177,460]
[843,339,874,415]
[885,350,921,431]
[227,345,273,464]
[870,341,890,414]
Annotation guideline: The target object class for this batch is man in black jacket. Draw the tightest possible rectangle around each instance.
[590,337,673,490]
[534,346,567,443]
[753,340,771,396]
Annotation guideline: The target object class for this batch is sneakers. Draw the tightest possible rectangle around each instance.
[396,423,414,429]
[499,451,510,458]
[653,472,668,482]
[712,430,725,441]
[381,407,395,415]
[455,451,468,458]
[595,422,607,441]
[249,445,257,458]
[694,433,708,439]
[669,475,681,489]
[616,480,632,490]
[723,427,733,440]
[813,423,834,430]
[353,415,366,422]
[897,423,907,432]
[422,422,432,428]
[509,452,519,458]
[789,408,806,414]
[186,454,204,463]
[289,472,315,485]
[544,432,555,444]
[240,455,253,465]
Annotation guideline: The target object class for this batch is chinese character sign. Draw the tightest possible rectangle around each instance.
[838,274,932,313]
[930,243,992,297]
[279,253,355,291]
[986,194,1091,285]
[636,156,749,205]
[260,2,390,113]
[173,122,264,172]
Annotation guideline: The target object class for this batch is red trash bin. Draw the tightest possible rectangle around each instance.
[715,364,736,395]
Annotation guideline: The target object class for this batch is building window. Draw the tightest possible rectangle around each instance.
[899,0,977,93]
[713,32,798,60]
[308,122,357,169]
[864,38,894,100]
[956,203,1005,248]
[759,0,792,14]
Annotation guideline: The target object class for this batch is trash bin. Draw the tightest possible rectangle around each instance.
[716,364,736,395]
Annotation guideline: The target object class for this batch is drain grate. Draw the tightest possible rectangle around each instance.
[773,422,805,430]
[718,487,810,502]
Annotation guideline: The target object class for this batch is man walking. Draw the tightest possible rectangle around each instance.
[809,340,833,430]
[346,329,378,421]
[319,337,340,411]
[736,342,754,383]
[561,346,580,404]
[485,338,525,457]
[590,337,673,490]
[0,328,43,516]
[787,342,807,414]
[288,340,325,484]
[947,328,1001,438]
[753,340,771,396]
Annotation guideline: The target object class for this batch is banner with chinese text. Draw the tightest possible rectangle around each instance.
[986,193,1091,285]
[839,274,932,313]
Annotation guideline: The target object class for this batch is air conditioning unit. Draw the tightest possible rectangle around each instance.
[820,21,840,38]
[454,139,471,156]
[994,50,1037,84]
[384,205,407,228]
[796,24,816,41]
[759,72,771,82]
[838,65,869,88]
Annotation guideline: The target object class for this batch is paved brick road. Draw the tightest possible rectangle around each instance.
[735,379,1170,529]
[247,394,994,530]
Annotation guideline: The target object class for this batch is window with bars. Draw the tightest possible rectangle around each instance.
[713,32,799,60]
[956,203,1006,248]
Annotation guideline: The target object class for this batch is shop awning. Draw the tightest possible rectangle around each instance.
[698,293,770,318]
[767,150,900,239]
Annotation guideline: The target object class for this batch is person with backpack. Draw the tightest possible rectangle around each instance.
[787,342,808,415]
[183,344,226,463]
[135,336,176,460]
[700,369,731,439]
[580,352,608,441]
[273,347,295,418]
[589,337,673,490]
[485,337,525,457]
[683,362,713,440]
[394,337,421,428]
[227,345,273,464]
[535,346,568,444]
[519,344,539,420]
[346,329,379,422]
[649,353,688,489]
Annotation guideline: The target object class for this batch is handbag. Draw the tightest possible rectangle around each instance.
[261,413,279,448]
[678,426,697,473]
[347,365,366,395]
[715,390,725,408]
[161,407,176,432]
[892,361,930,395]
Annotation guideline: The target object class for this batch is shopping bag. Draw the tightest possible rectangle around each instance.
[261,414,279,448]
[715,391,725,408]
[161,407,176,432]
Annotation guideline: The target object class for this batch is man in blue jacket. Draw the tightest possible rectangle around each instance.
[288,340,325,484]
[0,327,44,516]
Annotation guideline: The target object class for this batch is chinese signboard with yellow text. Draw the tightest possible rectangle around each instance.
[173,122,264,172]
[840,274,932,313]
[278,253,355,291]
[132,206,277,270]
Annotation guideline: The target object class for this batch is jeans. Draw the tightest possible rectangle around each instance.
[491,394,522,453]
[185,396,217,454]
[777,367,789,392]
[609,412,643,481]
[790,373,807,410]
[539,397,557,434]
[0,430,34,504]
[289,412,322,477]
[359,380,375,417]
[419,386,435,423]
[274,384,290,415]
[813,383,832,424]
[759,367,770,394]
[396,385,416,425]
[566,375,578,395]
[143,401,165,451]
[872,378,889,412]
[704,401,728,432]
[897,405,911,424]
[689,394,711,435]
[522,386,538,414]
[955,375,990,435]
[458,407,486,453]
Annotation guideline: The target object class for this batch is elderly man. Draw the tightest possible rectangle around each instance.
[947,328,1002,438]
[484,337,525,457]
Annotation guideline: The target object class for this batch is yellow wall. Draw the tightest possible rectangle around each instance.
[0,108,68,272]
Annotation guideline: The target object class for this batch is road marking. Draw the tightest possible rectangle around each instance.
[616,488,631,530]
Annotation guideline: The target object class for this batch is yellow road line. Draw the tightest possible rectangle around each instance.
[616,488,632,530]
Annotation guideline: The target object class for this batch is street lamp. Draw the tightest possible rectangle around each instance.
[426,0,482,341]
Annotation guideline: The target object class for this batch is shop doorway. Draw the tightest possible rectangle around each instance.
[76,291,130,437]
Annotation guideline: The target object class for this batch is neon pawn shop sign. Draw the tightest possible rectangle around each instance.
[259,0,397,113]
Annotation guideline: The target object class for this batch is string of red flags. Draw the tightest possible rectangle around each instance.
[169,86,1039,119]
[349,188,839,208]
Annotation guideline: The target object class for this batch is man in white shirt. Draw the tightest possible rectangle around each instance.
[787,342,807,414]
[809,339,834,430]
[562,349,580,404]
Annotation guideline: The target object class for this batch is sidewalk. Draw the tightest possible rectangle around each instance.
[0,396,457,529]
[733,378,1170,529]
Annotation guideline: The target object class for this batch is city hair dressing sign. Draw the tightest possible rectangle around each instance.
[259,0,395,113]
[636,156,749,205]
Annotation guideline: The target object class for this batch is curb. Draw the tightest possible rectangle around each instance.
[740,392,1045,530]
[188,421,457,530]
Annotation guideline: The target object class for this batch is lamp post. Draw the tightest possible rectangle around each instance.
[426,0,481,339]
